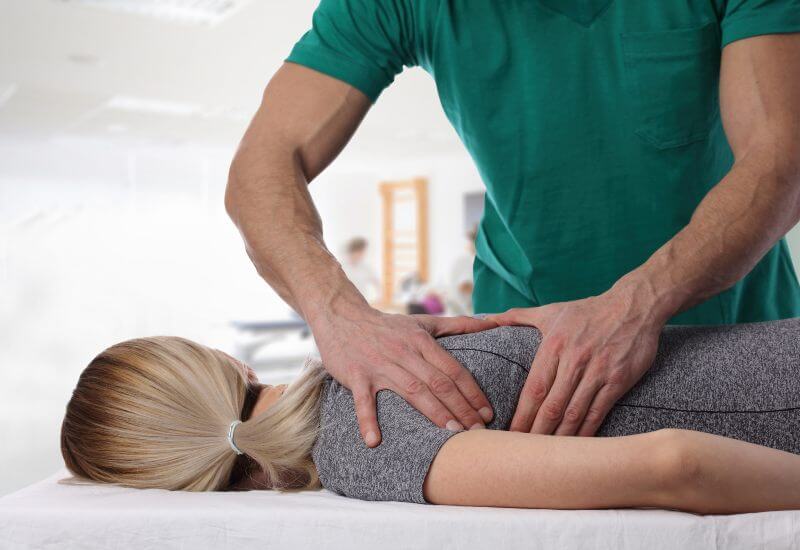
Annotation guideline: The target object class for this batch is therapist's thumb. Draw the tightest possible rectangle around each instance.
[486,307,545,327]
[352,384,382,448]
[417,314,498,337]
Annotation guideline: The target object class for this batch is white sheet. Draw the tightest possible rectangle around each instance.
[1,469,799,550]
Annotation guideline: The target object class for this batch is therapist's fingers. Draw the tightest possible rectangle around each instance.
[351,380,382,448]
[418,337,494,425]
[386,362,470,432]
[417,314,498,337]
[553,375,605,436]
[530,354,587,435]
[510,346,559,432]
[576,385,621,436]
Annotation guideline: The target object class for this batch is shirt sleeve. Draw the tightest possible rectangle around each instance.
[286,0,419,103]
[720,0,800,48]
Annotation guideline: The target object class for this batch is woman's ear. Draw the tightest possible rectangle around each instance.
[248,384,270,419]
[228,460,272,491]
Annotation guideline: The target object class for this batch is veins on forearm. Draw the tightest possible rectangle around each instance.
[230,148,361,319]
[637,144,800,317]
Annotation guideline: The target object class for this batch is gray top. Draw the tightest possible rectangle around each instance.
[312,319,800,504]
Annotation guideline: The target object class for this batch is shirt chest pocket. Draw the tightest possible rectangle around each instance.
[621,22,721,150]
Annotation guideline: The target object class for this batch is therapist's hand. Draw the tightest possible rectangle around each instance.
[310,306,498,448]
[487,284,666,436]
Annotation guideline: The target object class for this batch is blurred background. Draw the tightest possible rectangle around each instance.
[0,0,487,496]
[1,0,799,497]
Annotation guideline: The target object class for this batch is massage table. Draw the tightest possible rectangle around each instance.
[1,469,799,549]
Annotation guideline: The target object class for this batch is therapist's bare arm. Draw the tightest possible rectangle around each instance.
[225,63,495,447]
[491,34,800,436]
[631,34,800,317]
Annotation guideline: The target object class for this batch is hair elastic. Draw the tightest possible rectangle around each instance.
[227,420,244,455]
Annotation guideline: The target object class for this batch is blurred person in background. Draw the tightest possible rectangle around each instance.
[398,272,445,315]
[340,237,380,303]
[447,226,478,316]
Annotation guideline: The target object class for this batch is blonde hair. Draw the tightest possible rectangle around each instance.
[60,336,328,492]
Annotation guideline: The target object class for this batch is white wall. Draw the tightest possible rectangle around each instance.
[0,138,268,496]
[790,229,800,266]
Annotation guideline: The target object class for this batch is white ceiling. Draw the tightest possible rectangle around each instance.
[0,0,464,157]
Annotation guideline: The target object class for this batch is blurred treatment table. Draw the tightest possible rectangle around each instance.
[230,318,314,371]
[2,470,800,549]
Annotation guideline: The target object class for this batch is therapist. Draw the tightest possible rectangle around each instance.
[225,1,800,447]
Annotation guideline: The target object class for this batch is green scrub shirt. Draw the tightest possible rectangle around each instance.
[286,0,800,324]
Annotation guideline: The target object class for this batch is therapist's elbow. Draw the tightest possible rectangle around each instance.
[777,139,800,189]
[225,124,301,225]
[787,143,800,213]
[778,147,800,223]
[765,126,800,183]
[742,129,800,217]
[225,142,265,225]
[224,156,245,223]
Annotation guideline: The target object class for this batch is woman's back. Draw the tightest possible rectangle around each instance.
[312,318,800,503]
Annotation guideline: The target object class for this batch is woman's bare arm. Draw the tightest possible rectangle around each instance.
[424,428,800,514]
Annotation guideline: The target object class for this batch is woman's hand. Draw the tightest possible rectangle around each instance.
[310,305,498,447]
[488,286,665,436]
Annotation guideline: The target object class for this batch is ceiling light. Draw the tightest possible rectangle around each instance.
[105,96,202,117]
[103,95,245,121]
[67,53,101,66]
[57,0,253,25]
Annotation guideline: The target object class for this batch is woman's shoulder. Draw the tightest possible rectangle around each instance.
[436,325,542,372]
[310,324,540,503]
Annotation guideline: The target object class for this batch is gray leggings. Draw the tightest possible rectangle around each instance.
[312,317,800,504]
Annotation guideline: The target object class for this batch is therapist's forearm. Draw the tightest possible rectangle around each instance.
[616,141,800,322]
[226,146,368,322]
[225,64,373,323]
[616,34,800,323]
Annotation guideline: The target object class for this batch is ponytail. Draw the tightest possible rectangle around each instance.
[61,337,328,492]
[227,358,329,491]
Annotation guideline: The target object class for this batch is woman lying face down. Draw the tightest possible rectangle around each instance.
[61,320,800,514]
